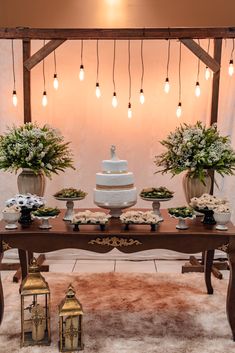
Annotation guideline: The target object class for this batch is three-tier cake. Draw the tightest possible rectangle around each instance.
[94,146,137,217]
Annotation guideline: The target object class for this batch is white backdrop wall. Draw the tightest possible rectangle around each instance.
[0,38,234,259]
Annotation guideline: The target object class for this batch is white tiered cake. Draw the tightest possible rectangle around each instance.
[94,146,137,217]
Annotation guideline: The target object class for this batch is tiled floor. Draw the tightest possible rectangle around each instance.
[0,257,230,280]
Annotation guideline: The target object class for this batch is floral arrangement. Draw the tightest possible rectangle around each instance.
[54,188,87,199]
[155,121,235,183]
[0,122,75,177]
[6,193,44,209]
[72,210,111,225]
[140,186,174,199]
[168,206,194,218]
[190,193,228,211]
[120,211,161,224]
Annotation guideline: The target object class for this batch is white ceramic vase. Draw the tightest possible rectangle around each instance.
[17,168,46,196]
[214,212,231,231]
[2,211,20,229]
[182,171,212,205]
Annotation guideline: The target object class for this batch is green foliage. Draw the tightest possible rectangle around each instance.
[0,123,75,177]
[155,121,235,182]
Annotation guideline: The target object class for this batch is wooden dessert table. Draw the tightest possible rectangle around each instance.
[0,209,235,340]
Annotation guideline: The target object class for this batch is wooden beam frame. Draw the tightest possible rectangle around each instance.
[180,39,220,73]
[0,27,235,40]
[24,39,66,70]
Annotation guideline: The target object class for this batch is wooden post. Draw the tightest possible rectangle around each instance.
[210,39,222,124]
[210,39,222,194]
[22,39,31,123]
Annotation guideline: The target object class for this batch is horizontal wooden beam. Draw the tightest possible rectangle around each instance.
[180,39,220,73]
[1,27,235,40]
[24,39,66,70]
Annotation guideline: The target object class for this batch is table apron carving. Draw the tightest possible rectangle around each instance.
[88,236,142,247]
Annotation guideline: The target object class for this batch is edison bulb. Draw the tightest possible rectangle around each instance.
[79,64,85,81]
[205,66,210,80]
[53,74,59,90]
[95,83,101,98]
[12,90,17,106]
[229,59,234,76]
[128,102,132,118]
[176,102,182,118]
[112,92,118,108]
[164,78,170,93]
[42,91,48,107]
[139,89,145,104]
[195,82,201,97]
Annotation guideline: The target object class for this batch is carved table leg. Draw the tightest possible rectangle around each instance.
[204,249,215,295]
[18,249,28,281]
[227,250,235,341]
[0,251,4,325]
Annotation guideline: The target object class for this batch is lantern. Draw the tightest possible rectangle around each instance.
[59,284,84,351]
[20,258,51,347]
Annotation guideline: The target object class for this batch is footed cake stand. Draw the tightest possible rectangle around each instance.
[140,197,173,221]
[55,197,85,221]
[94,201,137,218]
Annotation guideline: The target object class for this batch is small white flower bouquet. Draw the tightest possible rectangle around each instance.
[6,193,44,209]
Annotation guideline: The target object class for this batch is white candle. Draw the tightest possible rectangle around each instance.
[65,317,79,350]
[31,304,45,341]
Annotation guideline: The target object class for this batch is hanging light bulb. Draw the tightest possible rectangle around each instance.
[42,91,48,107]
[79,64,85,81]
[112,92,118,107]
[128,102,132,118]
[176,43,182,119]
[53,74,59,90]
[205,66,211,80]
[164,78,170,93]
[96,83,101,98]
[53,50,59,90]
[176,102,182,118]
[111,40,118,108]
[12,90,17,106]
[11,40,18,107]
[139,88,145,104]
[139,40,145,104]
[195,81,201,97]
[229,59,234,76]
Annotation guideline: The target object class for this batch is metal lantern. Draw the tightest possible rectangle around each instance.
[59,284,84,352]
[20,258,51,347]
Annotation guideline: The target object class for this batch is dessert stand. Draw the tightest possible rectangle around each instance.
[94,200,137,218]
[34,215,57,229]
[54,196,85,221]
[170,214,196,230]
[140,197,173,221]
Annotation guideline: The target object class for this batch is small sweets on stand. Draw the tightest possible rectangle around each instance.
[32,207,60,229]
[213,204,231,231]
[168,207,195,230]
[54,188,87,221]
[2,205,21,229]
[120,210,161,231]
[190,193,229,225]
[72,210,111,231]
[140,186,174,221]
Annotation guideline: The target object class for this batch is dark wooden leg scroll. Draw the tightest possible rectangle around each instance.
[204,249,215,295]
[227,249,235,341]
[0,251,4,325]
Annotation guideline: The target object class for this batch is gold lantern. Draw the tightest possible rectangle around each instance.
[59,284,84,352]
[20,258,51,347]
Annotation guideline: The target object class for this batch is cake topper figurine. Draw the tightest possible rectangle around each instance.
[110,145,118,160]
